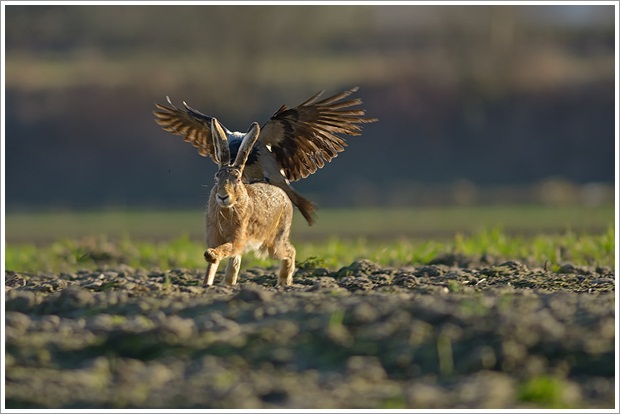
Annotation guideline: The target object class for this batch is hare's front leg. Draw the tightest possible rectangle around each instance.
[204,260,220,286]
[203,243,231,285]
[224,255,242,285]
[204,242,233,261]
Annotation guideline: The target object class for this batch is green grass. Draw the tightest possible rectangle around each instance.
[4,206,615,273]
[4,226,614,273]
[518,376,573,408]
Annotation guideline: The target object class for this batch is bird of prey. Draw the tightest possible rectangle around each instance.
[153,87,377,225]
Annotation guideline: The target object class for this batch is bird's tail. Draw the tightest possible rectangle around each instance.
[281,185,317,226]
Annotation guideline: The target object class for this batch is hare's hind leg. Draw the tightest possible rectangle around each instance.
[278,255,295,286]
[224,255,242,285]
[271,243,296,286]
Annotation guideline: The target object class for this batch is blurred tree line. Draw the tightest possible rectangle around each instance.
[4,5,616,210]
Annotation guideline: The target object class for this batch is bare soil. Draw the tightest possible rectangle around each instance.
[4,258,616,409]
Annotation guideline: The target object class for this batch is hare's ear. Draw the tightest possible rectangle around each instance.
[233,122,260,171]
[211,118,231,167]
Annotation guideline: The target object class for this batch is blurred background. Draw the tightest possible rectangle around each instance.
[3,4,616,242]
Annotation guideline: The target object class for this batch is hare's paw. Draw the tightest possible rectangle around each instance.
[204,248,219,263]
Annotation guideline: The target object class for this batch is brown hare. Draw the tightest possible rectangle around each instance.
[203,118,296,286]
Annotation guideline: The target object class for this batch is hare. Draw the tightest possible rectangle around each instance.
[203,118,296,286]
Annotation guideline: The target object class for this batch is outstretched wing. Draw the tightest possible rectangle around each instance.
[153,97,218,163]
[258,87,378,182]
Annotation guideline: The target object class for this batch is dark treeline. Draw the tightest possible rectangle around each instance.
[4,5,616,210]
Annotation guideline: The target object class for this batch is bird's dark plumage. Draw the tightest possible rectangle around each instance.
[228,137,260,168]
[260,87,376,181]
[154,87,377,225]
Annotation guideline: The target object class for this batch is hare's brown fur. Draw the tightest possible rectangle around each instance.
[203,119,296,286]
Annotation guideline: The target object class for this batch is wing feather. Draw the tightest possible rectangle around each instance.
[299,90,325,106]
[153,97,217,162]
[313,87,359,105]
[259,87,378,181]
